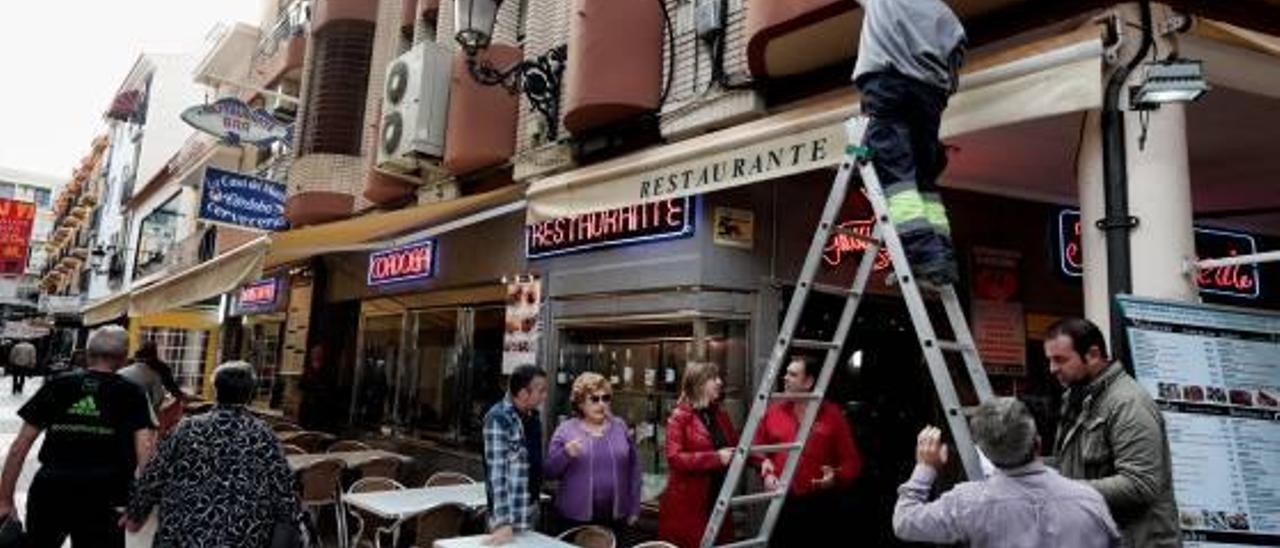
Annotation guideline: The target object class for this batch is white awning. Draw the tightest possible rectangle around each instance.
[82,292,131,326]
[527,29,1104,222]
[128,237,270,317]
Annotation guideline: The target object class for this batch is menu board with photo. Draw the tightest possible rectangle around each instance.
[502,277,542,374]
[1117,296,1280,547]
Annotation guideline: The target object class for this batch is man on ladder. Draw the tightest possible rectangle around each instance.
[698,2,990,546]
[853,0,967,286]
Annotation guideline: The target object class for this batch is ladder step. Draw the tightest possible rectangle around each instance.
[830,225,882,246]
[807,282,858,298]
[936,340,972,353]
[750,442,804,454]
[715,537,769,548]
[730,490,787,506]
[791,339,840,351]
[771,392,823,401]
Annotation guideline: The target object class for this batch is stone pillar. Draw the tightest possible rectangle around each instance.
[1124,7,1197,302]
[1077,109,1112,340]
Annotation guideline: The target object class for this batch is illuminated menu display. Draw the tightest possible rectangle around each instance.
[368,239,436,286]
[1057,209,1262,299]
[526,198,694,259]
[238,278,279,312]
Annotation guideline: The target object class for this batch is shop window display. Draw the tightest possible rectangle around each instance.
[554,321,749,503]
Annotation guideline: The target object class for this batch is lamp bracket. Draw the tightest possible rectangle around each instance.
[466,44,568,140]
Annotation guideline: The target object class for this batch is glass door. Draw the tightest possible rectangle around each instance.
[403,308,460,438]
[355,314,403,431]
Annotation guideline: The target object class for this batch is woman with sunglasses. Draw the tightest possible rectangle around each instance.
[545,372,642,533]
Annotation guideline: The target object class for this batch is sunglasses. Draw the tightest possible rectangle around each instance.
[588,394,612,404]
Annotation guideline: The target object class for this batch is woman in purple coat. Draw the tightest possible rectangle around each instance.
[545,372,642,532]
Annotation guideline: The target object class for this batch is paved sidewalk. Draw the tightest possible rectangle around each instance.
[0,375,44,519]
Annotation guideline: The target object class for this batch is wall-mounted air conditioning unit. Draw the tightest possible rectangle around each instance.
[377,41,453,174]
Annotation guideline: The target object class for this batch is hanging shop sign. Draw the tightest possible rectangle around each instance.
[1056,209,1262,299]
[368,239,437,287]
[198,167,290,231]
[970,247,1027,375]
[526,197,694,259]
[502,276,542,374]
[235,278,283,315]
[0,199,36,275]
[180,97,292,146]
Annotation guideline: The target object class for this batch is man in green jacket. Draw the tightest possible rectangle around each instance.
[1044,317,1180,547]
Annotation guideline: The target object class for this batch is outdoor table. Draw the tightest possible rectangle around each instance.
[286,449,410,471]
[434,532,578,548]
[344,483,489,547]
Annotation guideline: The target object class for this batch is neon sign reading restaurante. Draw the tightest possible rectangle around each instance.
[527,198,694,258]
[368,239,436,286]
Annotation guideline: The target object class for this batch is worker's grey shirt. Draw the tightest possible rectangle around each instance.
[894,461,1122,548]
[852,0,967,93]
[120,362,166,413]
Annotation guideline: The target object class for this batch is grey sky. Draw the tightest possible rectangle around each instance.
[0,1,260,181]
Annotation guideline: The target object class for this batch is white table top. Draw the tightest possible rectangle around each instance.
[342,483,489,520]
[286,449,408,470]
[434,532,578,548]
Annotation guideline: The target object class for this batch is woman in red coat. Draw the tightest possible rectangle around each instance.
[659,361,740,548]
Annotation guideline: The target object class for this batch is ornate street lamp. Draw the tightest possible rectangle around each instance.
[454,0,568,140]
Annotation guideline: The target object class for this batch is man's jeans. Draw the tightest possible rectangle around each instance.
[858,71,958,284]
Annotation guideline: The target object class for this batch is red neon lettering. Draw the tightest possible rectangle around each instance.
[370,246,432,282]
[1195,249,1256,293]
[666,199,684,227]
[823,218,890,271]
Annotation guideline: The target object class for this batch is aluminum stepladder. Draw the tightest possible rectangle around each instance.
[700,116,996,548]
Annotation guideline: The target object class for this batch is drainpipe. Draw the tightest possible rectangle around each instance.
[1100,0,1153,368]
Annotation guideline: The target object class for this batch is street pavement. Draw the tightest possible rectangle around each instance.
[0,375,44,522]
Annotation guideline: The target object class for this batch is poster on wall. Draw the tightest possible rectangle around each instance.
[0,199,36,275]
[502,276,542,374]
[970,247,1027,375]
[1117,296,1280,547]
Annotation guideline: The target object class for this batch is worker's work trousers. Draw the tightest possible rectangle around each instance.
[857,71,958,284]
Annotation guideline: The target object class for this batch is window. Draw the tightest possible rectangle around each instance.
[133,193,182,279]
[33,188,51,209]
[139,327,211,394]
[0,183,13,199]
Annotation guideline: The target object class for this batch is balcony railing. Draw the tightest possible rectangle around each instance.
[256,0,312,61]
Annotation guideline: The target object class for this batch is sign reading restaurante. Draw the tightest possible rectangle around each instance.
[526,197,694,259]
[1057,209,1262,299]
[368,239,437,287]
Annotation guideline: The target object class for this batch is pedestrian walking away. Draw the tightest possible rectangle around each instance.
[0,326,156,548]
[124,361,306,547]
[119,340,189,434]
[893,398,1121,548]
[482,364,549,546]
[545,372,642,534]
[753,356,862,547]
[1045,317,1181,547]
[7,341,36,396]
[853,0,967,285]
[658,362,739,548]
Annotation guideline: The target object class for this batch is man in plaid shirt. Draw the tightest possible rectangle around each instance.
[483,365,549,545]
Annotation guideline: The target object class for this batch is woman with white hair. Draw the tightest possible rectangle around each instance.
[123,361,304,546]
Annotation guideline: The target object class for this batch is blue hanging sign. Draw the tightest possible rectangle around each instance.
[198,167,290,232]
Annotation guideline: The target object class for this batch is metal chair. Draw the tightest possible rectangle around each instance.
[283,431,336,453]
[630,543,678,548]
[281,444,307,456]
[423,471,476,487]
[328,440,373,453]
[407,503,469,548]
[346,477,405,548]
[297,457,348,548]
[272,422,303,433]
[354,455,402,481]
[557,525,617,548]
